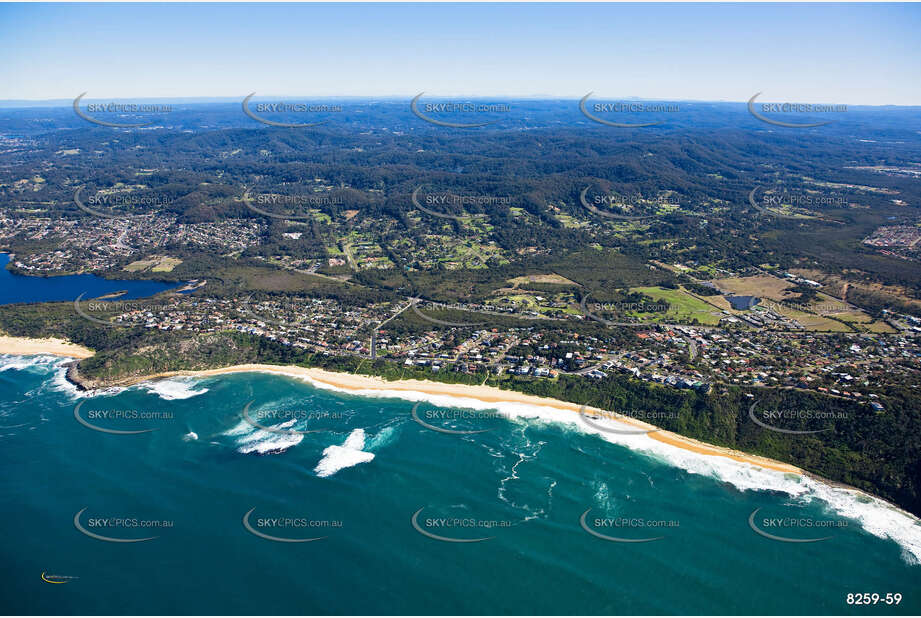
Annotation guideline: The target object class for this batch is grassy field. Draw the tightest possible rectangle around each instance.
[632,286,723,325]
[124,255,183,273]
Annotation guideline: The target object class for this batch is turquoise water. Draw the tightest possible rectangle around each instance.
[0,253,177,305]
[1,356,918,615]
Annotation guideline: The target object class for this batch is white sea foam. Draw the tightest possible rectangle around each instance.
[365,424,399,451]
[0,355,127,400]
[225,418,303,455]
[0,354,61,372]
[140,378,208,401]
[299,376,921,564]
[222,417,254,437]
[314,428,375,478]
[4,356,120,400]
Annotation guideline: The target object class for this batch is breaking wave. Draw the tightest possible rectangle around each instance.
[314,428,375,478]
[140,378,208,400]
[224,418,303,455]
[300,376,921,564]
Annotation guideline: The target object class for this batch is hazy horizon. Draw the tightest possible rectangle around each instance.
[2,3,920,105]
[3,94,921,108]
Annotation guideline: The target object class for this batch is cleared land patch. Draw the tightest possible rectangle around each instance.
[507,274,578,287]
[124,255,183,273]
[631,286,723,325]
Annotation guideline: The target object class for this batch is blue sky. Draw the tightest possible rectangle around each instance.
[1,3,919,104]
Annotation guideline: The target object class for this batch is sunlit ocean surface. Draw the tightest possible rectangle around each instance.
[1,356,918,615]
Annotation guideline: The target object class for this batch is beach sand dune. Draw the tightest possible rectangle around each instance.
[0,335,800,474]
[79,362,801,475]
[0,335,94,359]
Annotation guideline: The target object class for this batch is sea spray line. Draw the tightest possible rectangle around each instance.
[140,378,208,401]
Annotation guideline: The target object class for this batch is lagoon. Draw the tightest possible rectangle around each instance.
[0,253,177,305]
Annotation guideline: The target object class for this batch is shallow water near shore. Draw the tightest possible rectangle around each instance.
[1,356,919,615]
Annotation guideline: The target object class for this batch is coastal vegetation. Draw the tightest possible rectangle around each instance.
[2,300,919,518]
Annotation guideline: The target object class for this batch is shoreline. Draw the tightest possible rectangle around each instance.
[0,334,909,510]
[0,335,94,359]
[6,342,921,539]
[66,361,802,475]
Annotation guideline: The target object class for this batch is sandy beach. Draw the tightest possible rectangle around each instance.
[78,362,802,475]
[0,334,807,474]
[0,335,94,359]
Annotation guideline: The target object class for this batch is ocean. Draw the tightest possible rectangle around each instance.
[1,355,918,615]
